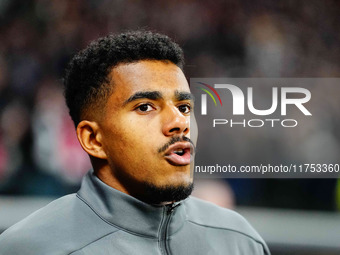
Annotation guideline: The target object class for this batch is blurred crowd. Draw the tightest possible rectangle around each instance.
[0,0,340,209]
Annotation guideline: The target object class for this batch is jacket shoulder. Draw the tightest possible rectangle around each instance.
[185,197,268,249]
[0,194,117,255]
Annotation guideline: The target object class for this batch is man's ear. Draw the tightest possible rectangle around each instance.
[76,120,107,159]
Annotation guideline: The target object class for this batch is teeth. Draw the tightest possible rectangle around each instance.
[174,149,184,155]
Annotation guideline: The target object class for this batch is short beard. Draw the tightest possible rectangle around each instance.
[141,182,194,205]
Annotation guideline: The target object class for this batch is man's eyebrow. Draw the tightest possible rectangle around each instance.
[123,91,163,105]
[175,91,195,102]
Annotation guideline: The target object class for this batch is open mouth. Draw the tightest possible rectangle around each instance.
[164,142,194,166]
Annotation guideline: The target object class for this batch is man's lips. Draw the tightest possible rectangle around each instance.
[163,142,195,166]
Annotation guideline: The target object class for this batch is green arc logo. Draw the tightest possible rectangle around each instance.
[196,82,223,106]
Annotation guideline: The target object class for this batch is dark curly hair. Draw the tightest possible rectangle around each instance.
[63,30,184,126]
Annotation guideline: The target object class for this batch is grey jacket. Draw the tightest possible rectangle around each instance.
[0,171,270,254]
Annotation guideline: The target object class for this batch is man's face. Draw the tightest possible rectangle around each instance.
[98,60,197,202]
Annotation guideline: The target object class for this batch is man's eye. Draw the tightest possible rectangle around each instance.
[178,105,191,114]
[136,104,153,112]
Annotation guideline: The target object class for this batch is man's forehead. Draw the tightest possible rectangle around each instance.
[109,60,190,99]
[123,90,194,106]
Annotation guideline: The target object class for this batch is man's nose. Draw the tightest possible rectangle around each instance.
[162,106,189,137]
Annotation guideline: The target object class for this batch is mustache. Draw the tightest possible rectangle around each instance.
[158,136,195,154]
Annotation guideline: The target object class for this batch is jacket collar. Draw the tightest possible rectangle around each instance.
[77,171,187,238]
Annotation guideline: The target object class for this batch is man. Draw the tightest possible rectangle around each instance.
[0,31,270,254]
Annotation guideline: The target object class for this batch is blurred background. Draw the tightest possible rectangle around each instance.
[0,0,340,254]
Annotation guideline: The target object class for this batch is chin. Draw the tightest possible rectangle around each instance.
[159,172,193,187]
[139,180,194,204]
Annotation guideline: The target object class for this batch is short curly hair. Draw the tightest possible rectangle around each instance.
[63,30,184,126]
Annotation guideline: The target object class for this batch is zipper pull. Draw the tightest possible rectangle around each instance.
[167,203,181,214]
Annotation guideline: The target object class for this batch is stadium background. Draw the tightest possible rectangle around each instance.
[0,1,340,254]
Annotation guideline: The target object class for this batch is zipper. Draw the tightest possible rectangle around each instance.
[159,203,181,255]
